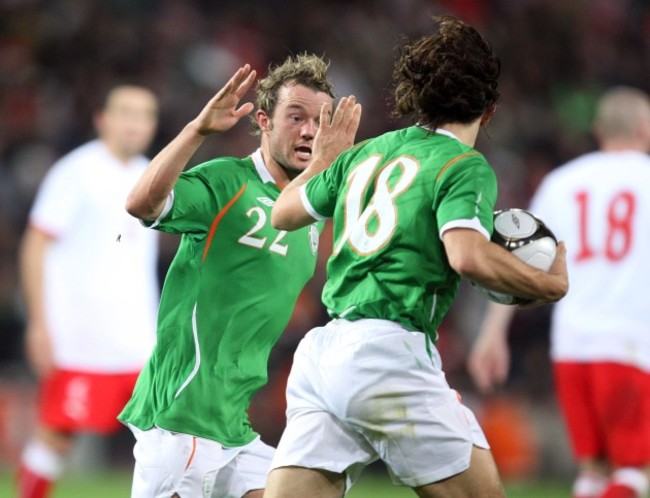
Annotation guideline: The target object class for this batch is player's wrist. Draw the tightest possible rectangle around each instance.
[184,121,211,139]
[307,154,332,174]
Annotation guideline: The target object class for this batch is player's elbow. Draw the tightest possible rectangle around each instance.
[270,206,293,231]
[125,190,159,221]
[271,191,316,231]
[125,192,145,219]
[271,204,313,232]
[442,228,489,279]
[447,250,481,279]
[270,211,283,230]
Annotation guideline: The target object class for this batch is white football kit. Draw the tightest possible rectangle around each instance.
[29,139,158,372]
[271,319,489,489]
[530,150,650,372]
[129,426,274,498]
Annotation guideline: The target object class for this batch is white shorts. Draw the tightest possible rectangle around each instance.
[271,319,489,488]
[129,426,274,498]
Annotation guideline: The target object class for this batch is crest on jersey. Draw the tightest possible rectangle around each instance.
[256,196,275,207]
[308,224,319,255]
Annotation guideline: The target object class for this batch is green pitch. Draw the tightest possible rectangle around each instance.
[0,469,570,497]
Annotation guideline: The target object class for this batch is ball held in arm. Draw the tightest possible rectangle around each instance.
[472,208,558,305]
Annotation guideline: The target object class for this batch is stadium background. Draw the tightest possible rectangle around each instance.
[0,0,648,494]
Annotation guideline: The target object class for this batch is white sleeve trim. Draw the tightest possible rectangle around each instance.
[299,184,329,221]
[144,191,174,229]
[439,217,490,240]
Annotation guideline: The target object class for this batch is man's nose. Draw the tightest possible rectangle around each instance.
[301,119,317,138]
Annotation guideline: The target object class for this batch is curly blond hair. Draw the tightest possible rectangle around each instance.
[250,53,335,135]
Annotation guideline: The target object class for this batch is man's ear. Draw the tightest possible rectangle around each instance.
[256,110,272,132]
[480,104,497,127]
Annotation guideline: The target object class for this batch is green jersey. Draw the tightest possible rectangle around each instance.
[302,127,497,341]
[119,150,320,446]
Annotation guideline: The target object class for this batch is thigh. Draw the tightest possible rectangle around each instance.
[271,403,376,488]
[130,427,238,498]
[271,325,378,485]
[213,438,275,498]
[414,446,505,498]
[591,362,650,466]
[130,427,178,498]
[276,320,493,491]
[266,467,345,498]
[331,324,489,487]
[40,369,139,434]
[554,362,603,459]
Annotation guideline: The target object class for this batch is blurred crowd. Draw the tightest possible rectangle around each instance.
[1,0,650,478]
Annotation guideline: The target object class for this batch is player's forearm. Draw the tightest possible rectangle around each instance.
[127,123,206,221]
[271,156,329,230]
[18,228,48,325]
[445,229,567,302]
[466,244,566,301]
[289,155,331,191]
[479,302,516,338]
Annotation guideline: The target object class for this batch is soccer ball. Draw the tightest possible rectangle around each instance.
[471,208,558,305]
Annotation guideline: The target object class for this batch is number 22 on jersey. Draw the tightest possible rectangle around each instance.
[335,155,420,256]
[237,206,289,256]
[575,190,636,262]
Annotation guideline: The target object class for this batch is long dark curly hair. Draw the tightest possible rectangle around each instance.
[392,15,500,130]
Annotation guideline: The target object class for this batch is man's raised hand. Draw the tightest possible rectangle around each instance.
[313,95,362,166]
[191,64,257,136]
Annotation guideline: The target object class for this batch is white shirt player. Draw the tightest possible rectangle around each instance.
[530,150,650,372]
[29,140,158,372]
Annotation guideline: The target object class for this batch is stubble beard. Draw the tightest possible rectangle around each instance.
[282,162,306,180]
[271,150,306,181]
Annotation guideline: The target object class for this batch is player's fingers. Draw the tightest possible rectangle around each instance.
[233,101,255,118]
[319,101,333,128]
[211,65,252,102]
[467,356,487,390]
[341,96,358,125]
[519,299,542,309]
[229,64,252,89]
[494,361,509,384]
[346,103,362,135]
[331,96,352,127]
[484,364,504,392]
[549,240,568,277]
[339,96,358,127]
[473,370,492,393]
[234,69,257,99]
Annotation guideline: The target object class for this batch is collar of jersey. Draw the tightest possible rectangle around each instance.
[251,148,276,184]
[417,125,461,142]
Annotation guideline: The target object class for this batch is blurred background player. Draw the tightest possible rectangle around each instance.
[16,85,160,498]
[118,56,360,498]
[468,86,650,498]
[266,16,568,498]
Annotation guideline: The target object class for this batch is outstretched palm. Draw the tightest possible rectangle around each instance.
[192,64,257,135]
[312,95,362,165]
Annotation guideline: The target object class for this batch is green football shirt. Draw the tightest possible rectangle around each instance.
[302,127,497,341]
[119,150,321,446]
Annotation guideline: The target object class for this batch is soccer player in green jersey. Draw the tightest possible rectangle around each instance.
[266,17,568,498]
[117,56,361,498]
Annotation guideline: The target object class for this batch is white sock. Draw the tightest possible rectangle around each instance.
[572,470,608,498]
[21,439,66,480]
[612,468,649,497]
